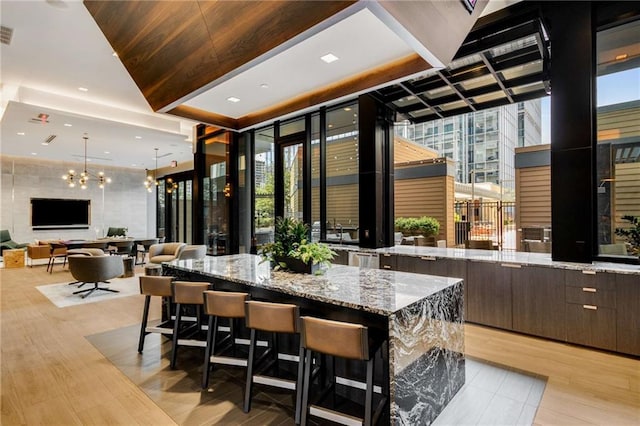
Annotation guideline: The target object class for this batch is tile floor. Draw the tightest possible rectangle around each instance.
[433,358,546,425]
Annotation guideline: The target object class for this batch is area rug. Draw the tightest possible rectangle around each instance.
[36,274,141,308]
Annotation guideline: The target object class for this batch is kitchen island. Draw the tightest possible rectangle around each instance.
[164,253,464,425]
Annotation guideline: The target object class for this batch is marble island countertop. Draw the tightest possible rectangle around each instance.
[167,253,462,316]
[328,244,640,275]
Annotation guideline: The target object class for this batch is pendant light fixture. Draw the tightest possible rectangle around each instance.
[62,134,111,189]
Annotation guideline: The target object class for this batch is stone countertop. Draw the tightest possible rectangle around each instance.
[327,244,640,275]
[166,253,462,316]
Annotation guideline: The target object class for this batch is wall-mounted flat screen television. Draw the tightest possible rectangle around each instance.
[31,198,91,230]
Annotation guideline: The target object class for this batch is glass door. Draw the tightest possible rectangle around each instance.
[281,141,304,220]
[163,173,193,244]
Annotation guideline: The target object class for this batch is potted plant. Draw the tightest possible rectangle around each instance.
[395,216,440,237]
[614,215,640,256]
[260,217,336,274]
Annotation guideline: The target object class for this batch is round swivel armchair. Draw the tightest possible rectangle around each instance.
[68,255,124,299]
[148,242,186,264]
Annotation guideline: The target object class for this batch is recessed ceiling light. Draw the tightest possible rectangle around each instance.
[31,152,37,155]
[135,136,142,139]
[131,163,137,166]
[78,87,89,92]
[227,96,240,103]
[320,53,339,63]
[17,132,25,136]
[64,123,72,127]
[41,142,48,146]
[104,151,110,154]
[260,83,269,89]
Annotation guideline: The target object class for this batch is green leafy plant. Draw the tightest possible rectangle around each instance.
[395,216,440,237]
[614,215,640,256]
[260,217,336,273]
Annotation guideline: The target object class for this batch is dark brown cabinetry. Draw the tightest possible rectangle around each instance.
[332,249,349,265]
[379,253,396,270]
[616,274,640,356]
[512,265,566,341]
[564,270,617,351]
[466,261,512,330]
[375,251,637,356]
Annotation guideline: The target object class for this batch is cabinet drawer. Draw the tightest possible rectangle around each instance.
[565,286,616,308]
[566,303,616,351]
[379,253,396,270]
[564,270,616,290]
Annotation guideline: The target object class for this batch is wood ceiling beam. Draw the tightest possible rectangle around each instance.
[236,53,431,130]
[167,54,431,131]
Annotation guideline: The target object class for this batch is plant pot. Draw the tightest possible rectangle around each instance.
[274,255,320,274]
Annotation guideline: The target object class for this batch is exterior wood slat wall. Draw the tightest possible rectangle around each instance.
[395,175,454,246]
[613,163,640,243]
[516,165,551,231]
[597,107,640,140]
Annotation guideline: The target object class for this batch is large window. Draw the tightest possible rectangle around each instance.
[596,19,640,260]
[255,127,275,246]
[325,103,359,243]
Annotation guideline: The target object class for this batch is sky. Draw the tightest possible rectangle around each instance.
[540,68,639,145]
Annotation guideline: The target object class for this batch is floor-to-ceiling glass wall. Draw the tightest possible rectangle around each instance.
[325,102,359,243]
[596,18,640,260]
[255,126,275,246]
[161,172,193,244]
[202,131,231,255]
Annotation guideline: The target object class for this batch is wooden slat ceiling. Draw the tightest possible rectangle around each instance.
[84,1,489,131]
[84,0,356,113]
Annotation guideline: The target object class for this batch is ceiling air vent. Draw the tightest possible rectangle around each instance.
[43,135,57,144]
[1,26,13,45]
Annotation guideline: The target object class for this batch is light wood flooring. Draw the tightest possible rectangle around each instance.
[1,264,639,425]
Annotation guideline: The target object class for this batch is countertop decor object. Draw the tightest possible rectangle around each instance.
[260,217,335,274]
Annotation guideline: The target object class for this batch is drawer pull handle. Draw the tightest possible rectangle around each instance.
[420,256,436,261]
[383,254,391,257]
[582,287,597,293]
[382,265,392,269]
[501,263,522,269]
[582,270,596,275]
[583,304,598,310]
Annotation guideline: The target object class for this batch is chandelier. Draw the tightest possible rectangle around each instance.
[62,134,111,189]
[144,148,159,192]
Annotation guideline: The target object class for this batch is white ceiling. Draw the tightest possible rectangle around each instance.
[1,0,516,169]
[185,8,415,118]
[0,0,196,169]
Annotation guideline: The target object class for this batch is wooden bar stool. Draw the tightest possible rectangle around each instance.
[243,301,304,423]
[138,276,174,353]
[201,290,249,390]
[170,281,210,369]
[299,316,387,426]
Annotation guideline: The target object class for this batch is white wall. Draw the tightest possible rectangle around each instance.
[1,155,155,243]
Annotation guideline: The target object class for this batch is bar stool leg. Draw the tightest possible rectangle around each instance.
[243,328,257,413]
[170,303,182,369]
[294,345,306,425]
[364,357,374,426]
[300,349,313,426]
[202,315,218,389]
[138,295,151,353]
